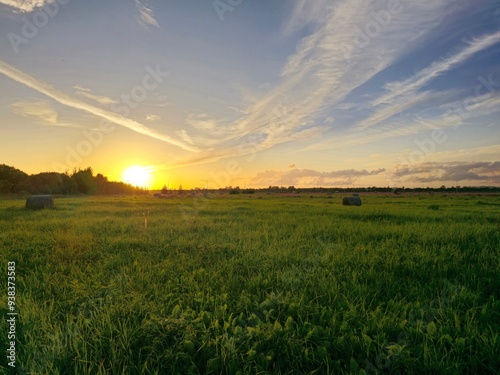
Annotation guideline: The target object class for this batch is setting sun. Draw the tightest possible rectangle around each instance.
[122,166,152,188]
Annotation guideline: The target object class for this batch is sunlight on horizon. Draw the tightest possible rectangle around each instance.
[122,165,153,189]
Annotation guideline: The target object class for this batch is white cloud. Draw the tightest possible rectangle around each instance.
[146,114,161,121]
[346,8,500,133]
[343,29,500,135]
[371,30,500,108]
[282,0,330,36]
[0,0,54,12]
[135,0,159,29]
[434,93,500,127]
[356,90,451,130]
[10,99,84,128]
[302,110,463,153]
[73,85,117,106]
[148,0,470,169]
[176,129,193,145]
[186,113,218,131]
[0,59,198,152]
[11,99,58,124]
[462,94,500,115]
[225,0,462,153]
[335,102,363,111]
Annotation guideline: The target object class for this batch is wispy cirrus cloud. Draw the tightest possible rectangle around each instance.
[73,85,117,106]
[300,110,463,153]
[11,99,58,124]
[458,94,500,115]
[352,30,500,132]
[183,113,240,147]
[356,90,456,130]
[282,0,330,36]
[371,31,500,108]
[157,0,469,169]
[135,0,159,29]
[10,99,84,128]
[300,26,500,150]
[146,114,160,122]
[219,0,462,153]
[186,113,218,131]
[0,0,54,12]
[0,60,198,152]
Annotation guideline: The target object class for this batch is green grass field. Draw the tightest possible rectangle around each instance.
[1,194,499,374]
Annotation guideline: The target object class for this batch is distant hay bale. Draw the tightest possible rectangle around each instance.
[342,196,362,206]
[26,195,54,209]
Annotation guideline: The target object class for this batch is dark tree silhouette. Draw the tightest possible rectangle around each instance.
[71,168,96,194]
[0,164,28,193]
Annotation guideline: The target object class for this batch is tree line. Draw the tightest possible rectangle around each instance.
[0,164,147,195]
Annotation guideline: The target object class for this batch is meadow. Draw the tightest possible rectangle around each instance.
[0,193,499,374]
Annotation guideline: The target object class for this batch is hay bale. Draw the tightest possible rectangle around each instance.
[26,195,54,209]
[342,196,361,206]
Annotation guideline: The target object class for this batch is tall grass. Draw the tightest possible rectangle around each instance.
[0,194,499,374]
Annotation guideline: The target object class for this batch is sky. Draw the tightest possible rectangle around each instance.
[0,0,499,189]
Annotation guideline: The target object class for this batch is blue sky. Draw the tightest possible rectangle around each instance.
[0,0,499,188]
